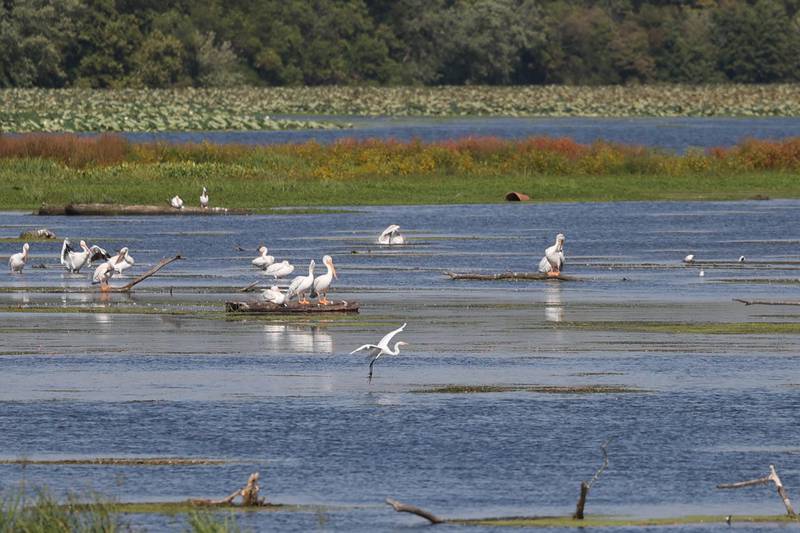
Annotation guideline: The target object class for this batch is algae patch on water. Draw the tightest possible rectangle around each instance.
[412,384,644,394]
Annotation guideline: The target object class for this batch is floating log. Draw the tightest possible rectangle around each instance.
[225,300,359,314]
[19,228,56,239]
[733,299,800,306]
[718,464,796,517]
[444,271,574,281]
[38,203,251,216]
[190,472,265,507]
[385,498,444,524]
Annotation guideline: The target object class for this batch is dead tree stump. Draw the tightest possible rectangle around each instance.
[573,439,612,520]
[718,464,796,517]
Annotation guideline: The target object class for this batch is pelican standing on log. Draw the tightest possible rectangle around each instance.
[286,260,315,304]
[252,246,274,269]
[9,242,29,273]
[265,260,294,279]
[108,248,135,274]
[349,323,408,383]
[200,187,209,208]
[92,247,129,287]
[61,239,92,273]
[538,233,565,277]
[311,255,337,304]
[170,195,184,209]
[378,225,406,245]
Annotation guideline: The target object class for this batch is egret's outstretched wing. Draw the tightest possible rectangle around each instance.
[349,343,380,355]
[378,323,406,348]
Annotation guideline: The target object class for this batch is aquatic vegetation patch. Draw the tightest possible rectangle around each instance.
[412,384,644,394]
[566,321,800,334]
[0,457,228,466]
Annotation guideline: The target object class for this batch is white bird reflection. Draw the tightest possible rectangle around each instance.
[262,324,333,354]
[544,285,564,323]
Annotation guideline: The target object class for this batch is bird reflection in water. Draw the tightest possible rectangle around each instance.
[544,285,564,322]
[262,324,333,354]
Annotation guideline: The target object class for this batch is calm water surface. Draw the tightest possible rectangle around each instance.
[0,201,799,531]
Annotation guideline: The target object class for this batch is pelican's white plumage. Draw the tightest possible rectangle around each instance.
[286,260,315,304]
[265,260,294,279]
[261,285,286,305]
[108,248,135,274]
[93,247,129,285]
[200,187,209,208]
[252,246,275,269]
[311,255,337,304]
[538,233,565,276]
[683,254,695,263]
[378,224,406,245]
[9,242,29,273]
[89,245,111,264]
[61,239,92,273]
[170,195,184,209]
[349,323,408,382]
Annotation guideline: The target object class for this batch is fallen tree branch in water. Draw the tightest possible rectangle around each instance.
[574,438,612,520]
[239,280,262,292]
[190,472,265,507]
[733,298,800,306]
[718,464,796,517]
[102,255,183,293]
[385,498,443,524]
[444,271,573,281]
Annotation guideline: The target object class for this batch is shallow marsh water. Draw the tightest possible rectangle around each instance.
[0,201,799,531]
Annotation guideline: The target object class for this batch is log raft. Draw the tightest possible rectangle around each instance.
[225,300,359,314]
[38,203,251,216]
[444,271,575,281]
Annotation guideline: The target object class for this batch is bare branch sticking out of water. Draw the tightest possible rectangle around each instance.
[718,464,796,517]
[574,438,613,520]
[239,280,262,292]
[190,472,265,507]
[385,498,444,524]
[103,255,183,293]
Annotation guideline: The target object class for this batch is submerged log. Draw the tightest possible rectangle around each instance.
[38,203,250,216]
[444,271,574,281]
[190,472,265,507]
[225,300,359,313]
[385,498,444,524]
[718,464,796,517]
[733,299,800,306]
[574,439,611,520]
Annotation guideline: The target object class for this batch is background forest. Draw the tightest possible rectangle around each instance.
[1,0,799,88]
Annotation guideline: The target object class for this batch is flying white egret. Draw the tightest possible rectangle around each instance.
[311,255,337,304]
[538,233,565,276]
[170,195,184,209]
[377,224,406,245]
[61,239,92,273]
[261,285,286,305]
[349,323,408,383]
[252,246,275,269]
[200,187,209,208]
[9,242,29,273]
[683,254,695,263]
[286,260,315,304]
[265,260,294,279]
[108,248,135,274]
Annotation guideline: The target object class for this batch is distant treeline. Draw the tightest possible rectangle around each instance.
[2,0,799,88]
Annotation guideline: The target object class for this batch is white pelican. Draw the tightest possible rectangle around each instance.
[89,245,111,264]
[92,248,129,286]
[170,195,184,209]
[377,224,406,245]
[699,269,705,277]
[265,260,294,279]
[738,255,746,262]
[286,260,315,304]
[61,239,92,273]
[261,285,286,305]
[8,242,29,273]
[200,187,209,208]
[538,233,565,277]
[349,323,408,383]
[683,254,695,263]
[311,255,337,304]
[252,246,274,269]
[108,248,135,274]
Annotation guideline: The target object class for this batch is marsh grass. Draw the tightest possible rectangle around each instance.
[0,490,122,532]
[0,135,799,209]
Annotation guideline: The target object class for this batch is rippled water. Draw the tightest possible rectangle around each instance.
[1,201,799,531]
[121,116,800,152]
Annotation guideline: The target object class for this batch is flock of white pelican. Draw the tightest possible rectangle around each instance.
[170,186,209,210]
[252,248,338,306]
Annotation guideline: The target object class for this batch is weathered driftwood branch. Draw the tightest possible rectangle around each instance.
[385,497,444,524]
[574,438,612,520]
[239,280,262,292]
[733,298,800,306]
[718,464,796,517]
[444,271,572,281]
[225,300,359,313]
[102,255,183,293]
[190,472,265,507]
